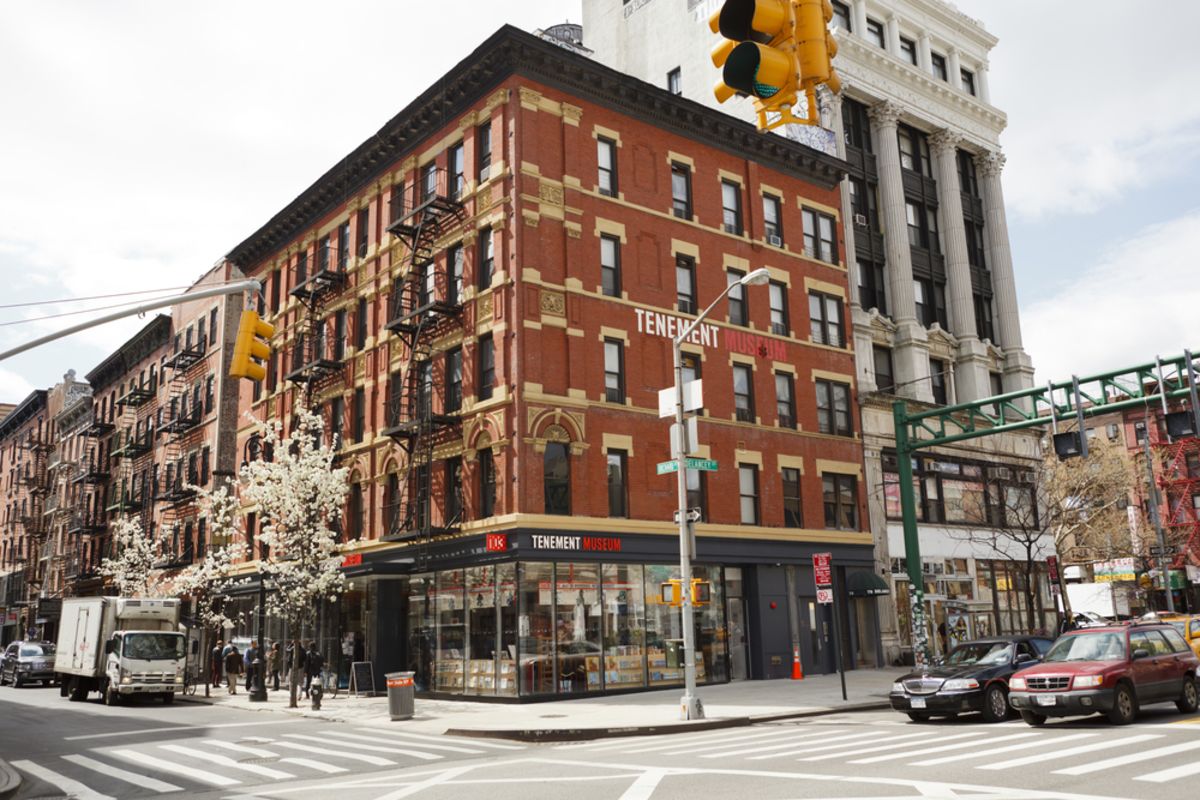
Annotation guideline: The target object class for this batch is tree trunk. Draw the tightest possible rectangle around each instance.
[1025,562,1038,633]
[288,644,301,708]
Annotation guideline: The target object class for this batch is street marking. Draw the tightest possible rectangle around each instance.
[796,731,988,761]
[280,757,348,774]
[62,754,184,793]
[912,732,1099,766]
[66,719,301,741]
[747,731,928,761]
[328,730,485,754]
[677,729,846,758]
[11,760,116,800]
[372,765,478,800]
[1134,759,1200,783]
[1055,739,1200,775]
[205,740,281,759]
[979,734,1162,770]
[851,732,1038,764]
[617,767,669,800]
[735,730,897,761]
[108,749,241,786]
[362,729,524,750]
[645,728,832,755]
[159,744,295,779]
[283,733,442,760]
[271,740,395,766]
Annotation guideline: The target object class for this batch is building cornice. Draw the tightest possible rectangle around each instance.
[0,390,48,441]
[225,25,848,271]
[902,0,998,50]
[84,314,171,392]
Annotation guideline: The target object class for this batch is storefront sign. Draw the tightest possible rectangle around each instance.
[1094,558,1136,583]
[634,308,788,361]
[2,609,17,626]
[486,533,509,552]
[341,553,363,568]
[530,534,622,552]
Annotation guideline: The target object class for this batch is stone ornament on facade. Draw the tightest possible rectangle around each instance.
[538,181,565,207]
[867,100,903,130]
[928,128,964,155]
[977,150,1006,178]
[539,289,566,317]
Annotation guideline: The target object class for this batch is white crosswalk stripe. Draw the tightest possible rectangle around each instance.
[201,739,348,774]
[283,732,442,760]
[158,744,296,779]
[978,733,1163,770]
[271,740,396,766]
[331,730,486,754]
[851,732,1038,764]
[647,728,834,755]
[361,730,525,750]
[796,730,988,761]
[735,731,896,761]
[61,754,184,793]
[911,732,1100,766]
[108,749,242,786]
[1054,739,1200,776]
[1134,759,1200,783]
[745,730,928,762]
[11,760,117,800]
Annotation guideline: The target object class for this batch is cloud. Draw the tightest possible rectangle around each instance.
[0,367,36,405]
[1023,208,1200,382]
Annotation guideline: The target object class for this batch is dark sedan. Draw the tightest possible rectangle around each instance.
[0,640,57,687]
[890,635,1054,722]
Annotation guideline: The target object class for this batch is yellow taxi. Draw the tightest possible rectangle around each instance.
[1158,613,1200,658]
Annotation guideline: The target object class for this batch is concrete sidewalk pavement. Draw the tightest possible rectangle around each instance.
[179,668,904,740]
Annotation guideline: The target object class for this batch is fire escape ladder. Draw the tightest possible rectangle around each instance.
[1154,433,1200,567]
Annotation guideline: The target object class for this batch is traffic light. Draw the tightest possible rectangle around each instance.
[229,309,274,381]
[660,580,683,607]
[690,579,712,605]
[709,0,841,131]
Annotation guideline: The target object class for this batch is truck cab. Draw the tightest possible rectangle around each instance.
[105,629,187,702]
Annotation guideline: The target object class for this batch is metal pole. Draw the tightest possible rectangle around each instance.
[0,279,262,363]
[893,400,930,668]
[831,568,847,701]
[250,580,267,701]
[673,341,701,720]
[1142,411,1175,612]
[1186,350,1200,440]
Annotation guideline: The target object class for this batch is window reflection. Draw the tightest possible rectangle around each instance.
[602,563,646,689]
[556,562,602,693]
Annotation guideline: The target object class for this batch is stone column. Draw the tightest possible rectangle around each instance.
[852,0,868,39]
[885,14,901,55]
[947,49,963,91]
[869,101,931,402]
[930,130,990,401]
[917,33,932,72]
[977,63,992,105]
[978,151,1035,390]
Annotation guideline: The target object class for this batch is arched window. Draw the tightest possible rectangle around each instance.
[384,472,400,536]
[544,442,570,515]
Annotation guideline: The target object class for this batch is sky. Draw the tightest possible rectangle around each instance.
[2,0,1199,402]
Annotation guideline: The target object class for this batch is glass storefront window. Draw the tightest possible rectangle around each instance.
[497,563,517,696]
[601,563,646,689]
[556,562,602,693]
[466,565,497,696]
[518,562,555,694]
[693,565,727,683]
[434,569,465,692]
[405,575,434,691]
[645,564,688,687]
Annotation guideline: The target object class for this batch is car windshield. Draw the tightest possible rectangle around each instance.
[123,633,186,660]
[19,644,54,658]
[944,642,1012,666]
[1168,621,1187,635]
[1044,631,1126,662]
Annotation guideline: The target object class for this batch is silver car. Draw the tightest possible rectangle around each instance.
[0,640,57,687]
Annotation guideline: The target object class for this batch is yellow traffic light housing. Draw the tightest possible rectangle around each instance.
[660,580,683,607]
[229,309,275,382]
[709,0,842,132]
[691,579,712,605]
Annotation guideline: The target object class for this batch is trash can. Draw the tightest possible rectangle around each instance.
[385,671,416,721]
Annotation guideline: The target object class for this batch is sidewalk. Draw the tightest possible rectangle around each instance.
[179,668,904,741]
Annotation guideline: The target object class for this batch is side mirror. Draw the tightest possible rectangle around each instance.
[104,640,115,655]
[1015,653,1035,664]
[1133,648,1151,660]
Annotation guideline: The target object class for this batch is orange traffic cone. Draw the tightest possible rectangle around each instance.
[791,645,804,680]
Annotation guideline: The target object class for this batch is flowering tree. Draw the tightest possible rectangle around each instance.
[174,482,247,642]
[240,409,349,707]
[99,515,162,597]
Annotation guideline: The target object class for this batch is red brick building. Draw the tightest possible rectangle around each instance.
[221,26,875,696]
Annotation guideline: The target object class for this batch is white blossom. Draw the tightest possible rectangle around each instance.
[174,482,248,633]
[99,515,164,597]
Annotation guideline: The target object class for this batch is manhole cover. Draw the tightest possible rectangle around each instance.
[539,713,567,718]
[239,756,281,765]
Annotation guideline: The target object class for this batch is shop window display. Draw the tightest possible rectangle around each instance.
[405,575,434,691]
[435,569,466,691]
[518,562,556,694]
[555,562,603,693]
[602,563,647,689]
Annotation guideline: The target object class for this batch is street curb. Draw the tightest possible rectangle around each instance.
[446,700,891,742]
[0,758,22,800]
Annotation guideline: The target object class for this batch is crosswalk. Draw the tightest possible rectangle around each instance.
[13,727,524,799]
[554,720,1200,785]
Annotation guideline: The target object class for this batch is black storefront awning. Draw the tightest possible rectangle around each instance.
[846,571,891,597]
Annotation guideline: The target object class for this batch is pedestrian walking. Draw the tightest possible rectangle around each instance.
[303,641,324,698]
[269,642,282,691]
[224,645,242,695]
[210,639,224,686]
[245,640,262,691]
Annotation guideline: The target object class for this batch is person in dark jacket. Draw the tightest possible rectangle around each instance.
[210,639,224,687]
[244,640,260,691]
[303,642,324,698]
[269,642,282,691]
[224,645,242,695]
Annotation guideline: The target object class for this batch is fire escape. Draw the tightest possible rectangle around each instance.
[1152,410,1200,568]
[109,373,156,549]
[18,431,51,598]
[157,330,208,568]
[285,233,349,398]
[382,166,466,567]
[72,410,114,582]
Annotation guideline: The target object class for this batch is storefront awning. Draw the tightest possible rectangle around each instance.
[846,571,890,597]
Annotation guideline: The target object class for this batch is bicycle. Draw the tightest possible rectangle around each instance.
[181,666,199,696]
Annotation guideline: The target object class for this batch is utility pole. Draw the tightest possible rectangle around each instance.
[1142,419,1175,613]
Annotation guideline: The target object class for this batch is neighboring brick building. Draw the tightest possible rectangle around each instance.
[0,389,50,644]
[221,25,872,697]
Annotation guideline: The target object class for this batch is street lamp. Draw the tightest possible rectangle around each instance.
[673,266,770,720]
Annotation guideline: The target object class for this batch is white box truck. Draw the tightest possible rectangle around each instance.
[54,597,187,705]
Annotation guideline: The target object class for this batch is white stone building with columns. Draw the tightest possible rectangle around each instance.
[582,0,1051,666]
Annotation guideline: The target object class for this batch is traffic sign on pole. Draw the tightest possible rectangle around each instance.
[658,458,719,475]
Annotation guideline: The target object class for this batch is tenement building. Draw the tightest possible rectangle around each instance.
[584,0,1048,662]
[221,24,881,696]
[0,390,50,644]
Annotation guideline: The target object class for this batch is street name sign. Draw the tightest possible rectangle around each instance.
[657,458,719,475]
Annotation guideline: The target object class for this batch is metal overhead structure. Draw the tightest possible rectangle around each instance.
[893,348,1200,667]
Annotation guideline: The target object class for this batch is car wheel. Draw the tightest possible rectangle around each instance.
[12,673,23,689]
[1107,683,1137,725]
[982,684,1009,723]
[1176,676,1199,714]
[103,682,120,706]
[1020,710,1046,726]
[906,712,930,722]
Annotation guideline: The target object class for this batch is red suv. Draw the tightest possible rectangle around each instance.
[1009,622,1199,725]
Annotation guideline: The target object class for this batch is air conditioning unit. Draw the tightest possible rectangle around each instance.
[723,223,741,235]
[766,234,782,247]
[854,213,868,226]
[478,165,490,182]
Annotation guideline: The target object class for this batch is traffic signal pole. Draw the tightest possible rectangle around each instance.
[0,279,263,363]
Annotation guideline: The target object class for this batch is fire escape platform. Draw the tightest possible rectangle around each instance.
[291,268,348,301]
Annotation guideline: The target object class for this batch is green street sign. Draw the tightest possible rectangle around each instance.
[657,458,718,475]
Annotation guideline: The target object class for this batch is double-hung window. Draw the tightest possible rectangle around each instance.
[477,121,492,182]
[445,347,463,413]
[597,137,618,197]
[768,281,789,335]
[816,380,852,436]
[607,450,628,518]
[782,468,803,527]
[671,162,692,219]
[763,194,783,244]
[727,269,748,326]
[600,234,621,297]
[733,364,754,423]
[809,291,845,347]
[739,465,759,525]
[478,227,494,290]
[899,36,917,65]
[479,448,496,517]
[477,335,495,401]
[721,180,743,235]
[801,208,837,262]
[775,372,796,429]
[823,473,859,530]
[356,208,370,258]
[929,358,948,405]
[865,18,885,48]
[931,52,948,82]
[447,244,464,306]
[604,339,625,403]
[676,255,697,314]
[448,142,465,200]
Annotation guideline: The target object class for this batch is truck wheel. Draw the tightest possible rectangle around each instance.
[59,679,69,697]
[103,682,121,706]
[69,679,88,702]
[161,692,174,704]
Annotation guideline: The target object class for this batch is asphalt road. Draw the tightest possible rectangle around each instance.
[4,684,1200,799]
